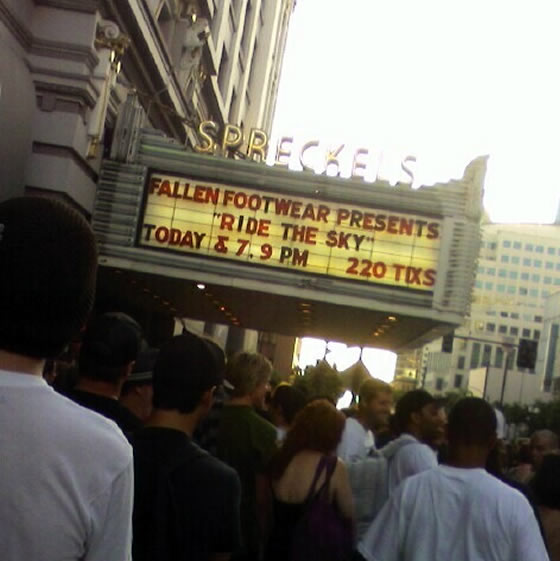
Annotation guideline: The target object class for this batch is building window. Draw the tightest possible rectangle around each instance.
[548,247,556,255]
[495,347,504,368]
[509,271,518,280]
[511,312,519,319]
[475,280,483,289]
[532,274,540,283]
[523,258,531,266]
[510,326,519,336]
[530,288,539,297]
[487,268,496,275]
[544,277,552,285]
[554,278,560,286]
[546,262,554,269]
[457,356,466,369]
[526,243,534,251]
[521,272,529,280]
[506,350,516,369]
[478,265,485,273]
[543,290,550,298]
[534,329,541,339]
[470,343,481,369]
[507,285,515,294]
[512,256,520,264]
[501,255,510,263]
[535,315,543,322]
[536,245,544,253]
[534,260,542,267]
[503,240,511,248]
[514,241,522,249]
[482,345,492,366]
[522,328,531,337]
[490,242,497,249]
[436,378,444,391]
[454,374,463,388]
[519,287,528,295]
[498,269,507,278]
[485,282,493,290]
[556,263,560,271]
[497,284,505,292]
[499,325,507,334]
[500,311,508,317]
[487,323,496,332]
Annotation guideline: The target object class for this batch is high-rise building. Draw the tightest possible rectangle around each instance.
[0,0,295,211]
[419,222,560,405]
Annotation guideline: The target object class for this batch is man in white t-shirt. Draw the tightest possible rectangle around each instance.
[383,389,442,493]
[337,378,392,462]
[357,397,550,561]
[0,197,134,561]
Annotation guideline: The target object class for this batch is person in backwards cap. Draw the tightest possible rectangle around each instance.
[132,332,241,561]
[380,389,443,494]
[67,311,143,437]
[120,341,157,423]
[0,197,133,561]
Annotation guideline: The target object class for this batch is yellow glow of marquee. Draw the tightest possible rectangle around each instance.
[138,172,442,291]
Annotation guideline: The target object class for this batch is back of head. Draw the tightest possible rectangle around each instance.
[226,351,272,398]
[0,196,97,358]
[533,453,560,509]
[448,397,497,447]
[79,312,142,383]
[271,383,307,425]
[268,399,345,479]
[358,378,392,406]
[153,332,222,414]
[394,389,435,434]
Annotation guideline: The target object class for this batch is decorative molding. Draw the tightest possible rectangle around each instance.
[32,78,97,108]
[32,141,99,183]
[0,2,33,50]
[34,0,98,14]
[30,37,99,71]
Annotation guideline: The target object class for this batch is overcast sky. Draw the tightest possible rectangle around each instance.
[272,0,560,224]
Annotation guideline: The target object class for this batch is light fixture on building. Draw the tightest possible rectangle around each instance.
[196,283,206,290]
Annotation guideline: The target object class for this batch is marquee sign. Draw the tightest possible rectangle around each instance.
[138,171,441,291]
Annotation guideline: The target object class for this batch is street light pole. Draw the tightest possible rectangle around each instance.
[499,345,514,406]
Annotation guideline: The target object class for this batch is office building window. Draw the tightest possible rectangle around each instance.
[509,271,518,280]
[498,269,507,278]
[519,287,528,295]
[511,313,519,319]
[497,284,505,292]
[512,256,520,264]
[487,323,496,332]
[475,280,483,289]
[544,277,552,285]
[436,378,444,391]
[495,347,504,368]
[554,278,560,286]
[487,268,496,275]
[546,262,554,269]
[507,286,515,294]
[523,258,531,266]
[530,288,539,297]
[521,272,529,280]
[470,343,481,369]
[534,329,541,339]
[503,240,511,248]
[500,311,508,317]
[548,247,556,255]
[482,345,492,366]
[556,263,560,271]
[535,315,543,323]
[534,260,542,267]
[510,326,519,336]
[532,274,540,282]
[454,374,463,388]
[514,241,522,249]
[526,243,534,251]
[501,255,509,263]
[536,245,544,253]
[499,325,507,334]
[485,282,493,290]
[522,328,531,337]
[457,356,465,369]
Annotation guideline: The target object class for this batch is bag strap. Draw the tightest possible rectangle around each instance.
[304,455,329,503]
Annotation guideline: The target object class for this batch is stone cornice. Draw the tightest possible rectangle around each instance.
[0,2,33,50]
[30,37,100,71]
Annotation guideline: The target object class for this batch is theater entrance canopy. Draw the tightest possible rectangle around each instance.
[93,130,485,350]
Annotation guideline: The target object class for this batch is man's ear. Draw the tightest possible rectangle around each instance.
[200,386,217,410]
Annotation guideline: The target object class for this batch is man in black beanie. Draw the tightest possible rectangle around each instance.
[68,311,143,437]
[0,197,134,561]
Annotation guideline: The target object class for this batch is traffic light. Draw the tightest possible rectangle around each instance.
[516,338,538,369]
[441,332,454,353]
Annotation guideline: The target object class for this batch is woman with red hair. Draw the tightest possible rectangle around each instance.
[265,399,354,561]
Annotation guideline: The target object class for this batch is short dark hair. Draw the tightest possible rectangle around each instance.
[79,312,142,383]
[271,384,307,425]
[448,397,497,446]
[359,378,392,405]
[152,333,222,414]
[394,389,435,433]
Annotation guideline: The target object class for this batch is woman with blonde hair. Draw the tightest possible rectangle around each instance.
[265,399,354,561]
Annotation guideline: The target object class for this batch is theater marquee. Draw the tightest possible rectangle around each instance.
[139,171,441,291]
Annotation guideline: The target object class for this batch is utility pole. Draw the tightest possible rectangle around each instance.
[499,345,515,406]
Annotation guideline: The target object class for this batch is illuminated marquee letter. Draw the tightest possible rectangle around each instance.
[352,148,369,179]
[401,155,417,184]
[275,136,293,167]
[194,121,217,154]
[221,124,243,154]
[299,140,320,172]
[246,128,269,162]
[324,144,344,177]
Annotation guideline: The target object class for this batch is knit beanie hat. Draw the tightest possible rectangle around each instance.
[0,196,98,358]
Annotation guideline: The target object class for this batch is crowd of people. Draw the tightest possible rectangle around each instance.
[1,195,559,561]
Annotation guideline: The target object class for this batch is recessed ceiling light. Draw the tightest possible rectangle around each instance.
[196,283,206,290]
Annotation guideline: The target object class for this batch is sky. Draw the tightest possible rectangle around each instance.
[271,0,560,225]
[271,0,560,377]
